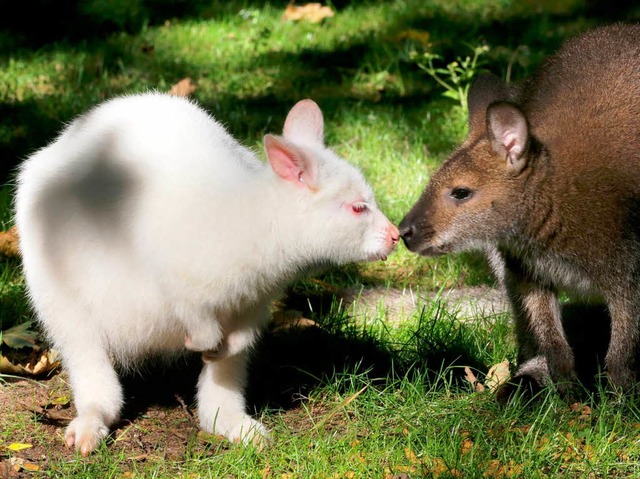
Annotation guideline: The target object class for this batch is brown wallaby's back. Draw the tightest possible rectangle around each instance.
[524,24,640,173]
[400,23,640,397]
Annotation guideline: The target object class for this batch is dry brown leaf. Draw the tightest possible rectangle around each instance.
[283,3,334,23]
[0,226,19,257]
[168,77,197,97]
[0,349,61,376]
[9,457,24,473]
[464,366,486,392]
[485,459,524,479]
[271,310,318,332]
[460,437,474,455]
[430,457,461,479]
[485,360,510,392]
[7,457,39,473]
[22,463,40,472]
[570,402,591,418]
[404,446,418,464]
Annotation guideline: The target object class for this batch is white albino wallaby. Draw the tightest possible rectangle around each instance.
[15,93,399,456]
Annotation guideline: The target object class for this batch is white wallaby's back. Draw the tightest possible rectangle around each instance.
[15,92,399,456]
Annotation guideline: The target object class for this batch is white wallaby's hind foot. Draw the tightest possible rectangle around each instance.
[65,413,110,456]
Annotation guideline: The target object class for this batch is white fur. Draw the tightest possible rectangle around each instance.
[15,92,398,455]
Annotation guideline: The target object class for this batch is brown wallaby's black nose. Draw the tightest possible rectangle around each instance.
[399,223,415,241]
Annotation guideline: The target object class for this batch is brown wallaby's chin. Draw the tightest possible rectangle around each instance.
[402,239,450,257]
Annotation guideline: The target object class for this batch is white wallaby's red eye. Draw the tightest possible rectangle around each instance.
[352,202,367,214]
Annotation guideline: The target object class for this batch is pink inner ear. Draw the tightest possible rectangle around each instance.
[264,135,310,185]
[503,131,523,156]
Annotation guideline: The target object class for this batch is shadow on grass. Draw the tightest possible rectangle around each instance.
[115,295,621,424]
[117,297,490,423]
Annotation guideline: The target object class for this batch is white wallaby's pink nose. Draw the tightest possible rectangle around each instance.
[389,223,400,245]
[378,222,399,261]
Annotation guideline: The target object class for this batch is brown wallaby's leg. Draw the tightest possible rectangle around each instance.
[493,251,577,396]
[604,294,639,390]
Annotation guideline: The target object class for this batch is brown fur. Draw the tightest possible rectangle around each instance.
[400,23,640,393]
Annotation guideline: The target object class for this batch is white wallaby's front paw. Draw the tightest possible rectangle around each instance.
[229,416,270,448]
[65,414,110,456]
[201,413,270,448]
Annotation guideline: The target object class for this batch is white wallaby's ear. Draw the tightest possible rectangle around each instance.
[283,99,324,146]
[487,101,529,175]
[264,134,317,188]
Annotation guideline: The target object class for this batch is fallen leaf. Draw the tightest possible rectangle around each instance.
[485,360,510,392]
[0,226,19,257]
[22,463,40,472]
[430,457,454,479]
[404,446,418,464]
[168,77,197,97]
[271,310,318,332]
[570,402,591,420]
[464,366,486,392]
[1,322,37,350]
[0,349,61,377]
[283,3,334,23]
[393,465,418,475]
[9,456,24,472]
[50,394,71,407]
[460,437,474,455]
[485,459,524,478]
[7,443,33,452]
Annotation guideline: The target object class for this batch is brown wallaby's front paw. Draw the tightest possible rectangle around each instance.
[605,365,637,393]
[495,374,545,405]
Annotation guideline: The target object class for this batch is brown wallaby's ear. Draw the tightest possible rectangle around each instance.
[468,73,510,135]
[283,99,324,146]
[486,101,529,175]
[264,134,317,188]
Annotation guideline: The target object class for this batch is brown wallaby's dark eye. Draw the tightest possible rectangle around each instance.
[450,187,473,201]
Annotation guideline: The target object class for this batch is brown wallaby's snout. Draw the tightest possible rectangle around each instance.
[398,195,431,253]
[402,23,640,397]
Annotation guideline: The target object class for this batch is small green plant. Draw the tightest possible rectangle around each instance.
[415,44,490,111]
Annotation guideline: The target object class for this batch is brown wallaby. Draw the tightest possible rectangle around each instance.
[399,23,640,396]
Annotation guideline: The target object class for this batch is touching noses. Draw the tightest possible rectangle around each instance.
[398,218,415,247]
[388,223,400,246]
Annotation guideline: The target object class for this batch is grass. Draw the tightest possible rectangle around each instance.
[2,0,640,477]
